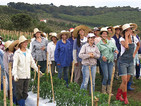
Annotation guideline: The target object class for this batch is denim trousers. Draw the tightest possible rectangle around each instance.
[80,65,96,93]
[100,60,113,85]
[58,67,69,85]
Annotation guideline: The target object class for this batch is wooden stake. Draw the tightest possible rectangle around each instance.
[49,64,55,102]
[3,76,6,106]
[70,60,75,83]
[9,63,13,106]
[108,67,115,105]
[37,65,41,106]
[46,52,49,76]
[89,66,94,106]
[0,65,1,92]
[32,62,37,92]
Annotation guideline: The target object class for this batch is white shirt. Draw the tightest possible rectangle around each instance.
[119,36,139,56]
[29,38,35,50]
[110,38,116,46]
[47,41,56,63]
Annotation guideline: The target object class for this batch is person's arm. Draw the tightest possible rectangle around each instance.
[30,54,38,72]
[55,41,60,65]
[47,43,52,64]
[73,39,78,63]
[31,42,36,60]
[79,45,90,59]
[94,46,100,59]
[44,39,48,52]
[120,34,129,49]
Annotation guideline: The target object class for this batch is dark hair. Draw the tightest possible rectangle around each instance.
[100,31,108,35]
[77,33,81,47]
[122,30,126,39]
[5,48,9,52]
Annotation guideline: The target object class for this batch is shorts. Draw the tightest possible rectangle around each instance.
[118,62,134,76]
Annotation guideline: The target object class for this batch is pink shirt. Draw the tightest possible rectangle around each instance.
[94,37,101,45]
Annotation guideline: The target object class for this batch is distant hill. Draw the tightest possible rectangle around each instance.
[0,2,141,33]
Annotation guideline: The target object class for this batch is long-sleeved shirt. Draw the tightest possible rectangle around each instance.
[97,39,117,62]
[31,37,48,61]
[79,43,100,66]
[12,48,38,79]
[47,41,56,63]
[55,40,72,67]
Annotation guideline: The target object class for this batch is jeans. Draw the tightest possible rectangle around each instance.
[58,67,69,85]
[136,60,140,79]
[80,65,96,93]
[100,60,113,85]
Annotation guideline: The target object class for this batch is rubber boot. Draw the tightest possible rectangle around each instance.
[122,92,129,104]
[127,82,134,91]
[102,85,107,94]
[116,88,124,101]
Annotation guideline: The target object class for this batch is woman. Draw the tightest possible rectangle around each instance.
[116,24,139,104]
[32,28,48,73]
[55,30,72,87]
[79,33,100,93]
[73,25,90,84]
[97,27,118,94]
[47,32,58,76]
[12,35,42,106]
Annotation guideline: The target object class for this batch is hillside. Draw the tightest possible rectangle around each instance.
[0,2,141,33]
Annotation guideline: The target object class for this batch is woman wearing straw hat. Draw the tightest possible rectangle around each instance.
[116,24,139,104]
[79,33,100,93]
[73,25,90,84]
[47,32,58,76]
[3,40,13,99]
[12,35,42,106]
[31,28,48,73]
[55,30,72,87]
[97,27,118,94]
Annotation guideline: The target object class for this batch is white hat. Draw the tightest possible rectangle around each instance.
[87,33,95,38]
[19,35,31,45]
[100,27,108,32]
[4,41,13,49]
[93,27,99,31]
[34,28,42,34]
[49,32,58,40]
[113,25,121,29]
[122,24,133,31]
[33,28,46,38]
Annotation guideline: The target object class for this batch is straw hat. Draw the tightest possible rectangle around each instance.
[129,23,138,31]
[100,27,108,35]
[113,25,122,29]
[122,24,133,31]
[18,35,31,45]
[49,32,58,40]
[57,30,70,39]
[32,28,46,38]
[4,41,13,49]
[8,40,19,52]
[73,25,91,38]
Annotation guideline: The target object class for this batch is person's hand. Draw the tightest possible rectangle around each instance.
[114,50,118,54]
[102,56,107,62]
[137,64,139,66]
[125,31,130,37]
[89,53,94,58]
[14,75,18,82]
[57,64,61,66]
[75,63,79,66]
[40,71,43,76]
[133,53,135,58]
[41,46,45,50]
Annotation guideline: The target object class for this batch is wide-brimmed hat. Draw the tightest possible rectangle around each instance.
[8,40,19,52]
[100,27,108,35]
[73,25,91,38]
[113,25,122,30]
[49,32,58,40]
[18,35,31,46]
[32,28,46,38]
[4,41,13,49]
[122,24,133,31]
[57,30,70,39]
[129,23,138,31]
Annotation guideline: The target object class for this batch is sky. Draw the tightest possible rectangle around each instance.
[0,0,141,8]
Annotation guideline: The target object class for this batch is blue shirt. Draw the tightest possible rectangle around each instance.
[55,40,72,67]
[112,34,121,58]
[68,37,74,62]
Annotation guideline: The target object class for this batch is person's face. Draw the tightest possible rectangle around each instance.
[108,28,112,33]
[35,32,41,38]
[88,37,95,44]
[21,41,28,48]
[79,29,85,36]
[126,28,132,35]
[94,30,100,36]
[62,34,67,40]
[52,36,57,42]
[101,32,108,40]
[115,28,121,35]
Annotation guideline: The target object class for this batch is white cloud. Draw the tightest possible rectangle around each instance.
[0,0,141,8]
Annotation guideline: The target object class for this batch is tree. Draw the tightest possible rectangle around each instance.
[11,13,32,31]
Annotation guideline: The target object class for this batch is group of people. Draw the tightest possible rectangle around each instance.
[0,23,140,105]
